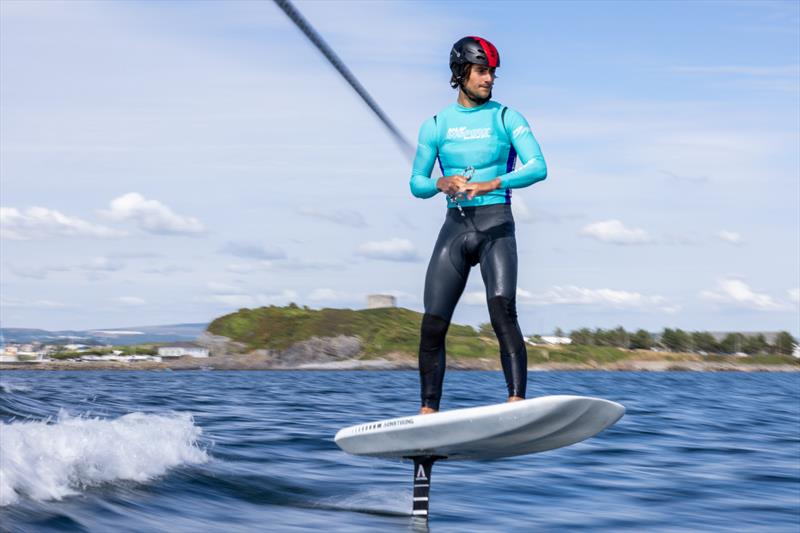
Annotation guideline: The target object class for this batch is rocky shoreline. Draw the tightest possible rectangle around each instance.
[3,334,797,372]
[2,356,798,372]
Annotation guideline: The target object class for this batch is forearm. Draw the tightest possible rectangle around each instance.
[498,156,547,189]
[410,174,441,198]
[409,118,440,199]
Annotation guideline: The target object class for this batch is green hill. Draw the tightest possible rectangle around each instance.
[206,304,799,367]
[206,303,495,358]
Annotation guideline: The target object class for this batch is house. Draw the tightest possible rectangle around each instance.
[540,336,572,345]
[158,343,210,358]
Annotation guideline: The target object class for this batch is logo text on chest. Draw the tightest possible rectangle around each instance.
[446,127,492,140]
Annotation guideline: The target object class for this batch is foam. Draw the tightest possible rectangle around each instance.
[314,488,412,516]
[0,382,32,393]
[0,410,208,506]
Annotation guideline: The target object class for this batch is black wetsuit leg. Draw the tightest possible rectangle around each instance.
[418,204,527,409]
[479,222,527,399]
[418,211,472,411]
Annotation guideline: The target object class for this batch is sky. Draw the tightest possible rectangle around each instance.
[1,0,798,335]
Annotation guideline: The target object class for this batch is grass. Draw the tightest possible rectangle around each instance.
[527,344,632,364]
[207,305,799,366]
[207,305,496,357]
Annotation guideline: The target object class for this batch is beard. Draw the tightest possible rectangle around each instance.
[462,84,492,105]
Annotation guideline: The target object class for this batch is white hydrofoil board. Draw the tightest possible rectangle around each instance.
[335,395,624,461]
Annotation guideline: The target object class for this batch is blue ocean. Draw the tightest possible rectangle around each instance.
[1,371,798,532]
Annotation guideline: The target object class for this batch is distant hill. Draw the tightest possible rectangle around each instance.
[206,304,492,358]
[206,304,799,366]
[1,323,208,346]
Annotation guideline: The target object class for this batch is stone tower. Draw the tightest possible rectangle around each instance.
[367,294,397,309]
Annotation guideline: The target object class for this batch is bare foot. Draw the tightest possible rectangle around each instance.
[419,406,438,415]
[507,396,524,403]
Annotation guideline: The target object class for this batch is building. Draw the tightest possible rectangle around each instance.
[158,343,210,358]
[81,355,162,363]
[367,294,397,309]
[540,336,572,345]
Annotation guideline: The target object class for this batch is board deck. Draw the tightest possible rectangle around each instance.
[334,395,624,460]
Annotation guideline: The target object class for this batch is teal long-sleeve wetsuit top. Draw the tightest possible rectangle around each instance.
[409,100,547,207]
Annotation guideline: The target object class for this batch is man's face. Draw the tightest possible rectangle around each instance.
[462,65,496,103]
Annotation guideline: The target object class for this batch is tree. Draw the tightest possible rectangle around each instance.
[719,333,745,354]
[773,331,797,355]
[477,322,495,337]
[610,326,629,348]
[661,328,691,352]
[630,329,654,350]
[554,327,565,338]
[593,328,613,346]
[742,334,768,355]
[691,331,720,353]
[570,328,594,345]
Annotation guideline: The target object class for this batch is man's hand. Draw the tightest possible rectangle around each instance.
[462,178,501,200]
[436,175,469,196]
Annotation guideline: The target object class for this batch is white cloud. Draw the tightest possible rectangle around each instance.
[225,261,274,273]
[101,193,205,235]
[658,169,709,183]
[142,265,192,275]
[461,286,674,311]
[223,257,343,273]
[306,288,416,305]
[117,296,146,306]
[9,264,70,280]
[580,220,652,245]
[207,282,244,294]
[273,259,347,271]
[787,288,799,304]
[0,206,124,240]
[375,289,419,304]
[207,289,299,308]
[717,230,742,245]
[521,285,670,309]
[462,291,487,305]
[308,288,355,302]
[82,256,125,272]
[356,238,419,261]
[207,294,255,307]
[511,196,533,223]
[699,278,785,311]
[298,207,367,228]
[1,297,70,309]
[219,242,286,260]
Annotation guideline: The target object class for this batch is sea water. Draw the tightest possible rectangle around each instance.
[0,371,798,532]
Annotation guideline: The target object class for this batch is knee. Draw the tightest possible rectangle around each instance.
[488,296,522,339]
[420,313,450,350]
[488,296,518,324]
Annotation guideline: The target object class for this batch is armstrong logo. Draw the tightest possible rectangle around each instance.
[512,125,530,138]
[446,127,492,140]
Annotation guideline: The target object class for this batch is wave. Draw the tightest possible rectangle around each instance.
[0,382,32,393]
[312,488,411,517]
[0,410,208,506]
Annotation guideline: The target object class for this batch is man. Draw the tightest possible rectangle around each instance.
[409,36,547,414]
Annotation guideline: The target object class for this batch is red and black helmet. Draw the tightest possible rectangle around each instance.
[449,36,500,81]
